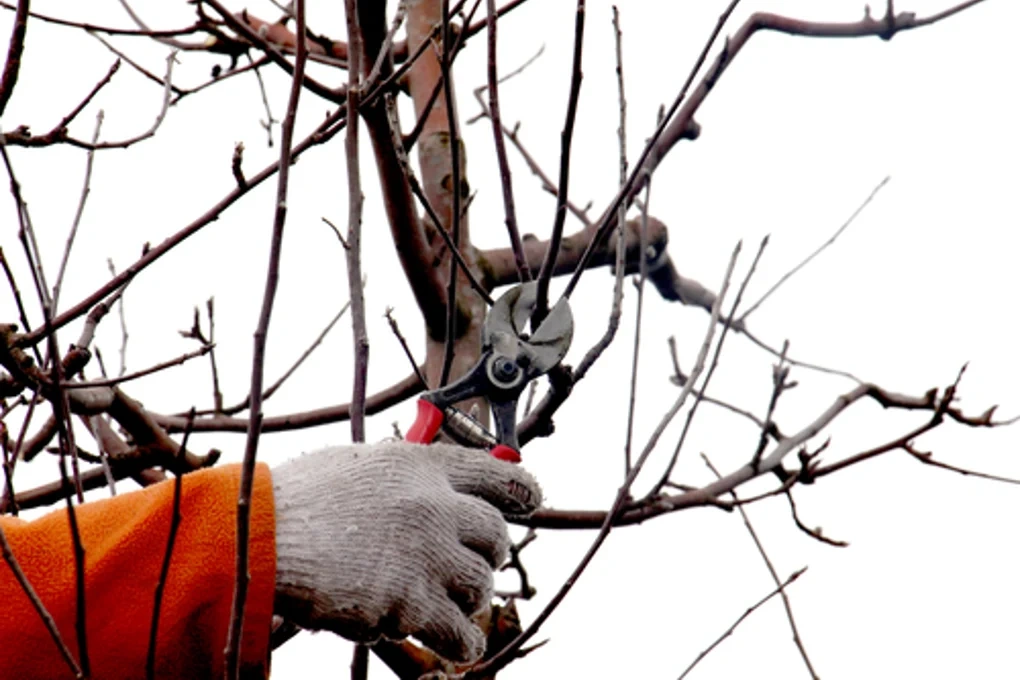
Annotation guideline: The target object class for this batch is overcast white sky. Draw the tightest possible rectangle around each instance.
[2,0,1019,678]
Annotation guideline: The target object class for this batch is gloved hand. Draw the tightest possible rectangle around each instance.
[271,441,541,662]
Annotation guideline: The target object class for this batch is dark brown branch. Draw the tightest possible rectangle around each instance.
[438,0,467,387]
[518,378,1005,530]
[345,0,368,442]
[64,344,212,389]
[359,68,448,335]
[471,246,740,677]
[43,321,90,675]
[481,215,669,291]
[534,0,585,319]
[224,0,309,673]
[484,0,530,283]
[203,0,339,102]
[155,370,424,433]
[385,309,428,387]
[0,0,29,116]
[146,409,195,680]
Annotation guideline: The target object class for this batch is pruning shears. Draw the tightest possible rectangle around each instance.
[405,282,574,462]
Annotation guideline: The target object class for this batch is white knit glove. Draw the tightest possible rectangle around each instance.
[271,441,541,662]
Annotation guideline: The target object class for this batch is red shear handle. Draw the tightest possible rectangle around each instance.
[490,444,521,464]
[407,399,522,463]
[406,399,444,444]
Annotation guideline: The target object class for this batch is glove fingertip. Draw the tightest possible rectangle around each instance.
[420,616,487,664]
[429,443,544,516]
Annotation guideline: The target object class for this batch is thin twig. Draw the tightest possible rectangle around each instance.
[105,259,129,376]
[0,2,202,37]
[345,0,368,442]
[534,0,586,320]
[78,41,181,149]
[0,0,29,117]
[401,159,494,305]
[703,454,819,679]
[751,340,790,470]
[439,0,466,387]
[248,53,277,147]
[0,390,41,513]
[740,176,890,321]
[470,245,741,677]
[648,236,768,497]
[785,489,848,547]
[485,0,530,283]
[18,105,349,348]
[205,299,223,412]
[0,246,40,364]
[45,322,90,675]
[0,517,83,677]
[45,60,120,149]
[385,308,427,387]
[53,112,105,311]
[146,408,196,680]
[677,567,807,680]
[564,0,742,298]
[3,143,53,312]
[63,345,213,388]
[224,0,308,675]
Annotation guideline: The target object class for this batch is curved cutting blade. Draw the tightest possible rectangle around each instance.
[483,282,573,376]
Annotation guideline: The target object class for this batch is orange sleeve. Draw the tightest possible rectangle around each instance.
[0,463,276,680]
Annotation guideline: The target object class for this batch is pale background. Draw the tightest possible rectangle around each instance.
[2,0,1019,677]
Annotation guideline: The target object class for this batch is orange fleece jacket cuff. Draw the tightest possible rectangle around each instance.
[0,462,276,679]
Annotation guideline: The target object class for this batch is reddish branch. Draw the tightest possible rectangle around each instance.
[0,0,28,116]
[224,0,310,671]
[519,379,1004,530]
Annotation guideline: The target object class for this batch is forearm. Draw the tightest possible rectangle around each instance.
[0,463,276,679]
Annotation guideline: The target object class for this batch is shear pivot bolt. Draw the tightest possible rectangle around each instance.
[492,357,519,383]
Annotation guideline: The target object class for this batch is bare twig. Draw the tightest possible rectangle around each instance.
[0,246,39,364]
[18,105,349,348]
[563,0,741,298]
[0,519,83,678]
[438,0,467,387]
[677,568,808,680]
[146,409,196,680]
[751,340,790,470]
[740,176,890,321]
[0,2,202,37]
[249,54,277,147]
[224,0,308,674]
[704,454,819,678]
[484,0,530,283]
[64,345,212,389]
[105,259,129,376]
[76,42,179,149]
[385,308,427,387]
[648,237,767,497]
[345,0,369,442]
[470,245,741,677]
[45,323,90,675]
[534,0,586,319]
[0,0,29,117]
[785,489,848,547]
[53,112,105,311]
